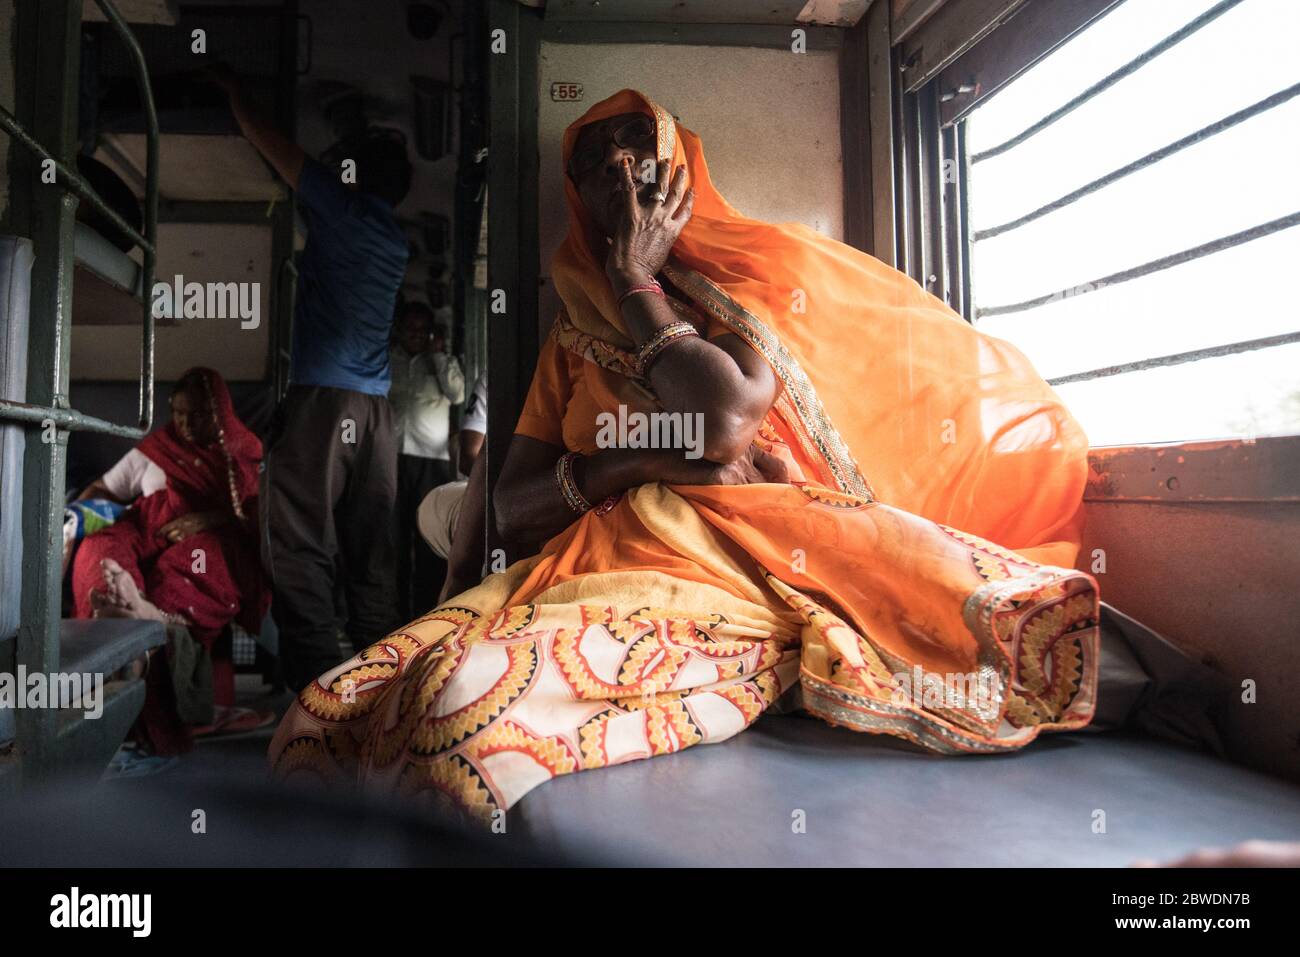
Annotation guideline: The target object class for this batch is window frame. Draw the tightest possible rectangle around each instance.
[881,0,1127,320]
[882,0,1300,408]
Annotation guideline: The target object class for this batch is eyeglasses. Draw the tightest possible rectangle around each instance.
[567,116,656,181]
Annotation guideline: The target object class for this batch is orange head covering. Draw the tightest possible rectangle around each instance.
[551,90,1090,565]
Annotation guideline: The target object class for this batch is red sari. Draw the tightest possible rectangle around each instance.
[72,367,269,754]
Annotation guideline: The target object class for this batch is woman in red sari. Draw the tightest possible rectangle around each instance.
[72,367,269,754]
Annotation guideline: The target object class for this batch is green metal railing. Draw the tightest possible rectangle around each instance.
[0,0,159,781]
[0,0,158,439]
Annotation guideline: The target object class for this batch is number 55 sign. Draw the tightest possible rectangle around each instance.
[551,82,584,102]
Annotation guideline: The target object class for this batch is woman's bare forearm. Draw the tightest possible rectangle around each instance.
[210,69,305,189]
[611,275,775,461]
[77,479,123,503]
[494,440,713,544]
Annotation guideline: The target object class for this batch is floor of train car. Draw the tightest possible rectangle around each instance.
[124,675,292,785]
[67,676,1300,867]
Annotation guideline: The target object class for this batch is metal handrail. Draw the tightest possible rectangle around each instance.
[0,0,158,438]
[0,400,154,440]
[0,107,152,254]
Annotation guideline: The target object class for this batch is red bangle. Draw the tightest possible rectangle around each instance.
[617,280,664,309]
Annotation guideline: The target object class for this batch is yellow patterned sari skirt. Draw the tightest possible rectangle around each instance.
[269,483,1099,824]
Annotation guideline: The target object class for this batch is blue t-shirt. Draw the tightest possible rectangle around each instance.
[291,158,409,396]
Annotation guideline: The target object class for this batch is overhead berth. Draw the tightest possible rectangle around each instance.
[73,221,149,327]
[94,133,287,204]
[72,220,190,327]
[72,128,285,327]
[74,220,139,294]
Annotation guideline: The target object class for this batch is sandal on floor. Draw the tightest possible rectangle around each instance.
[103,743,180,780]
[191,705,277,739]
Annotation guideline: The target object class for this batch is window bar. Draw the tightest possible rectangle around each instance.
[941,120,971,319]
[977,210,1300,319]
[1048,331,1300,386]
[919,82,948,302]
[891,54,909,273]
[897,82,924,283]
[972,0,1246,163]
[956,119,974,323]
[975,82,1300,242]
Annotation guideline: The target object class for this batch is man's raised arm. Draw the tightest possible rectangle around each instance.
[206,64,305,189]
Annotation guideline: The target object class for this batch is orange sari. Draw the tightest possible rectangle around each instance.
[270,90,1099,821]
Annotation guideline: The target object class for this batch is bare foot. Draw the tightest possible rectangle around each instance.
[96,558,165,623]
[90,592,133,619]
[89,586,128,617]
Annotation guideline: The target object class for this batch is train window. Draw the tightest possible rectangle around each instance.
[964,0,1300,446]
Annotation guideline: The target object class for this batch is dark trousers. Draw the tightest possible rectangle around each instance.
[397,453,451,620]
[261,385,398,692]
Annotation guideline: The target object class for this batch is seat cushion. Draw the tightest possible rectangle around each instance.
[509,715,1300,866]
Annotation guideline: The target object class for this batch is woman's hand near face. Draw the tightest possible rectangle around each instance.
[605,159,694,292]
[601,158,777,463]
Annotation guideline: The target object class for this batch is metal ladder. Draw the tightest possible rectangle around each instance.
[0,0,159,784]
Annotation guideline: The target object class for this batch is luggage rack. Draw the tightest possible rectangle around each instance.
[0,0,161,785]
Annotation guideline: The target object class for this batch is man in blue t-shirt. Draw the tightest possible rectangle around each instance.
[211,67,411,690]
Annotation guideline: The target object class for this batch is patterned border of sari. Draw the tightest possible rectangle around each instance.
[771,560,1097,753]
[269,488,1098,819]
[662,261,873,500]
[551,297,705,392]
[637,483,1097,755]
[271,559,805,822]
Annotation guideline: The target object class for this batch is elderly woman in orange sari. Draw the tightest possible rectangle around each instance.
[270,90,1099,820]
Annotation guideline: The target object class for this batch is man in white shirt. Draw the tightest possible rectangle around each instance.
[417,370,485,563]
[457,371,488,475]
[389,301,465,618]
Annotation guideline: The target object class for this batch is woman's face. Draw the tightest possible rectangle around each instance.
[569,111,659,238]
[170,388,217,447]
